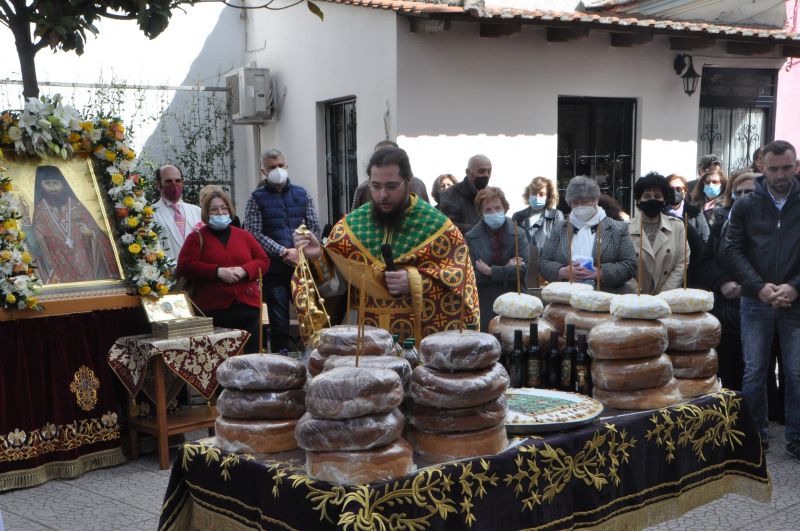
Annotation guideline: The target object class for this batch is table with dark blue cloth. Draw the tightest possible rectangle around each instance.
[159,390,770,531]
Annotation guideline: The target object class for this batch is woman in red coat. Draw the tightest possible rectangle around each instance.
[177,186,270,353]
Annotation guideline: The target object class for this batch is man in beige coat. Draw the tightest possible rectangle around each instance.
[626,173,688,294]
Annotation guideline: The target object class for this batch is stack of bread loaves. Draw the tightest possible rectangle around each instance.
[214,354,307,453]
[658,289,722,398]
[297,365,414,485]
[307,325,395,376]
[541,282,594,335]
[589,294,682,410]
[407,330,509,461]
[487,292,559,352]
[564,290,614,336]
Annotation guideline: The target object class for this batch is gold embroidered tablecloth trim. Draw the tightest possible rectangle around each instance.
[0,447,124,492]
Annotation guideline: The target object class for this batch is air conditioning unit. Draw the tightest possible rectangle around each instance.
[226,67,275,123]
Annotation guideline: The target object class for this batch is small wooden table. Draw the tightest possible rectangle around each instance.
[107,328,249,469]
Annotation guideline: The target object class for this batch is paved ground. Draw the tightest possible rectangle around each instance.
[0,422,797,530]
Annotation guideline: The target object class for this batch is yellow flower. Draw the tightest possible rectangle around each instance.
[1,181,11,192]
[105,151,117,162]
[126,150,136,160]
[128,243,142,254]
[26,297,37,308]
[0,250,11,262]
[123,196,134,207]
[126,217,140,228]
[100,119,110,127]
[3,219,16,230]
[5,293,15,304]
[18,230,25,241]
[156,250,165,259]
[67,132,81,142]
[21,251,31,264]
[138,285,151,296]
[143,206,154,216]
[148,231,157,238]
[157,284,169,295]
[111,173,124,185]
[80,121,94,131]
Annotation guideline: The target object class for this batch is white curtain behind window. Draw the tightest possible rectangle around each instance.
[697,107,765,175]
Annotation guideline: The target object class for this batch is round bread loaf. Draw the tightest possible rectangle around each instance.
[409,424,508,460]
[657,288,714,314]
[406,396,507,433]
[609,294,672,320]
[322,355,412,389]
[570,290,614,313]
[667,349,718,378]
[660,312,721,351]
[588,319,668,360]
[488,316,560,352]
[216,388,306,420]
[591,354,673,392]
[541,282,593,305]
[419,330,501,371]
[592,378,682,410]
[215,417,298,453]
[317,325,394,356]
[542,303,571,334]
[306,367,403,419]
[216,354,306,391]
[295,409,404,451]
[410,363,509,409]
[492,292,543,319]
[564,309,611,335]
[676,375,721,398]
[307,349,327,377]
[306,438,415,486]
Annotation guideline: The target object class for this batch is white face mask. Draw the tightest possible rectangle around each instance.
[571,205,596,222]
[267,167,288,186]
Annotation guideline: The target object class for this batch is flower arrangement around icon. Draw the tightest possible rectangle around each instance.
[0,94,175,310]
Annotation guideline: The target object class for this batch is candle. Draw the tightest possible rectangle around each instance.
[596,222,601,292]
[683,212,688,290]
[567,221,573,284]
[637,217,643,296]
[459,255,468,332]
[514,221,521,294]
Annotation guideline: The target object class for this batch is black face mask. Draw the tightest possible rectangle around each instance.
[672,190,684,205]
[474,176,489,190]
[638,199,665,218]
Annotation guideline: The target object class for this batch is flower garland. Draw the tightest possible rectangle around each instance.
[0,95,175,309]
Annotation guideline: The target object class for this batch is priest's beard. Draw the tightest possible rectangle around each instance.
[371,198,408,234]
[44,189,69,207]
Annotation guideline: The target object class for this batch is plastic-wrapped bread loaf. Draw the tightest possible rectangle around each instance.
[409,424,508,460]
[488,316,560,352]
[541,282,593,305]
[542,303,571,334]
[215,417,298,453]
[563,309,611,335]
[308,348,386,377]
[657,288,714,314]
[418,330,501,371]
[588,319,669,360]
[492,292,544,319]
[216,354,306,391]
[666,349,718,378]
[317,325,394,356]
[609,294,671,320]
[409,363,509,409]
[295,409,404,451]
[406,397,507,433]
[322,355,412,389]
[593,378,683,410]
[660,313,721,351]
[216,389,306,419]
[570,290,614,313]
[306,367,403,419]
[306,439,415,486]
[591,354,673,391]
[675,375,721,398]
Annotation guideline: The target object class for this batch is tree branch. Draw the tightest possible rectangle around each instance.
[32,37,48,53]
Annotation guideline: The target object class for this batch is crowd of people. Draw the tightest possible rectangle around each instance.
[152,138,800,460]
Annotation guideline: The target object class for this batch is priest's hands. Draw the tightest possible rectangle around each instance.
[385,270,410,296]
[294,231,321,259]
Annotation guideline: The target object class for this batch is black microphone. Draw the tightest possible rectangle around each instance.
[381,244,396,272]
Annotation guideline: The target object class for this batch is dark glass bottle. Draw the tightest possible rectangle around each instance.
[509,330,525,388]
[546,331,561,389]
[526,322,542,387]
[392,334,402,357]
[573,333,592,396]
[402,338,420,368]
[560,324,577,391]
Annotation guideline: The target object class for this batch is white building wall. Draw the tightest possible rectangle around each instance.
[242,3,398,225]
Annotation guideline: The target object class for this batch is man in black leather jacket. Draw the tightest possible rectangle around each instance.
[725,140,800,458]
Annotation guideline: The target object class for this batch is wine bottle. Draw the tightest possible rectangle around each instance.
[402,338,420,369]
[574,333,592,396]
[546,331,560,389]
[560,324,577,391]
[510,330,525,388]
[525,322,542,387]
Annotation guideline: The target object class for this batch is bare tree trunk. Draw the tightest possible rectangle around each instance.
[9,14,39,99]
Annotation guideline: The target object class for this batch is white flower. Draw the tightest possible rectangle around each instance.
[89,129,102,142]
[13,275,29,291]
[7,126,22,141]
[106,165,119,176]
[121,234,134,244]
[141,265,159,281]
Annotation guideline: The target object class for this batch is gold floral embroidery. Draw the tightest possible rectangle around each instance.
[69,365,100,411]
[504,423,636,511]
[0,412,120,463]
[181,443,256,482]
[646,389,745,462]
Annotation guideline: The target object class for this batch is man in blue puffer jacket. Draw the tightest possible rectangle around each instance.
[244,149,320,352]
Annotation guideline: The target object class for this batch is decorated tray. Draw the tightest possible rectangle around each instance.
[505,388,604,434]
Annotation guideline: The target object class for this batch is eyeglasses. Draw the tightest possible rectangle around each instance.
[368,180,407,193]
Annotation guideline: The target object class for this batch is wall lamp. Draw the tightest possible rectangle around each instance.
[673,54,700,96]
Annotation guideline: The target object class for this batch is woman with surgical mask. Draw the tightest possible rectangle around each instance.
[177,186,270,353]
[626,173,688,295]
[689,167,729,234]
[465,187,528,331]
[539,176,636,292]
[512,176,564,251]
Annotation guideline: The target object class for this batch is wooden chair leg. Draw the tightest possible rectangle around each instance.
[153,356,170,470]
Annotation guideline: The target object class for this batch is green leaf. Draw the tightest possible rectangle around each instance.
[307,1,324,21]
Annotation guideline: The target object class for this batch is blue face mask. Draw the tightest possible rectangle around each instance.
[529,196,547,210]
[483,212,506,230]
[208,214,232,230]
[704,184,721,199]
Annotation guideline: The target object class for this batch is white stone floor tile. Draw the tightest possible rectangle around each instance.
[0,507,54,530]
